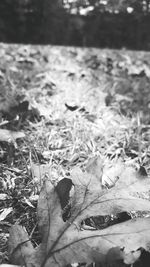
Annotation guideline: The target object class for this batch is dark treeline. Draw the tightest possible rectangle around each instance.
[0,0,150,50]
[84,13,150,50]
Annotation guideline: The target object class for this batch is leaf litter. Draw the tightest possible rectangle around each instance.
[1,44,150,266]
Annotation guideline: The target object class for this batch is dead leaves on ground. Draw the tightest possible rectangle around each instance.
[8,157,150,267]
[1,45,150,266]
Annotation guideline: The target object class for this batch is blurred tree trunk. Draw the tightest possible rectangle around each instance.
[40,0,66,44]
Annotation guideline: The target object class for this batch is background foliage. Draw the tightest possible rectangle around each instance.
[0,0,150,49]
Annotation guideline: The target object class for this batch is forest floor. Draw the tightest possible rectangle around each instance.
[1,44,150,266]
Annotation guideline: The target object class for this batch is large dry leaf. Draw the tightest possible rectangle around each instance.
[8,225,35,266]
[35,167,150,267]
[70,166,150,226]
[8,163,150,267]
[85,156,103,184]
[102,158,125,188]
[37,180,66,250]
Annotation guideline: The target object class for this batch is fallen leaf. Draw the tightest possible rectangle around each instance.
[8,164,150,267]
[0,129,25,143]
[8,225,35,266]
[85,156,103,185]
[65,103,79,111]
[102,159,125,188]
[123,250,141,264]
